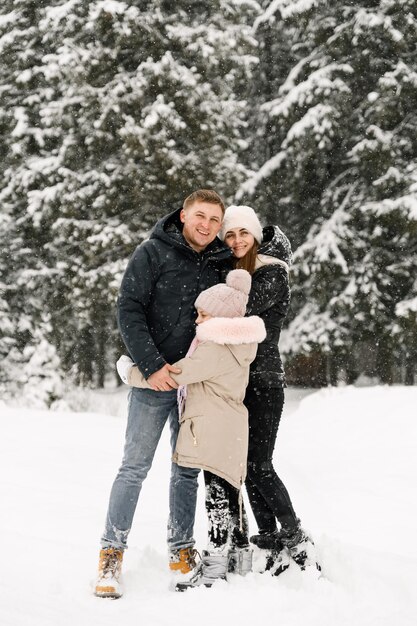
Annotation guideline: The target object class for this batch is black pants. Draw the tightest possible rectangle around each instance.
[203,471,249,549]
[245,385,298,533]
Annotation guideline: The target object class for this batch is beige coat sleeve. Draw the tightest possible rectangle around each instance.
[127,366,153,388]
[127,342,228,388]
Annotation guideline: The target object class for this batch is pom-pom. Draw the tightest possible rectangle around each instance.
[226,269,251,295]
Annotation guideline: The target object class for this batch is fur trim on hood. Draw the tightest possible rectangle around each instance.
[196,315,266,345]
[256,253,289,273]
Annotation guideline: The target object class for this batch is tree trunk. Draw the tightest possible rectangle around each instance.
[96,328,107,389]
[404,354,415,386]
[376,340,394,385]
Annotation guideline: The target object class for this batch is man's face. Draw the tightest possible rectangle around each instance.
[180,201,223,252]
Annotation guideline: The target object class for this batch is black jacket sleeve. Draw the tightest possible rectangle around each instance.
[246,265,290,318]
[117,243,166,378]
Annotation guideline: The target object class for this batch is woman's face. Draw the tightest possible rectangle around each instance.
[195,309,213,325]
[224,227,256,258]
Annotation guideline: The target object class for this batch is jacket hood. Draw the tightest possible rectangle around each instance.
[196,315,266,345]
[150,207,232,260]
[258,225,293,267]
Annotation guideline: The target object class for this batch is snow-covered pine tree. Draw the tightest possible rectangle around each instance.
[0,212,16,397]
[0,0,68,405]
[0,0,257,390]
[238,0,347,246]
[245,0,417,384]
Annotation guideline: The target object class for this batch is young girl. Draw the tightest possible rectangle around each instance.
[116,269,266,590]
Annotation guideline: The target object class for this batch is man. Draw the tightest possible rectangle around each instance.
[95,189,231,598]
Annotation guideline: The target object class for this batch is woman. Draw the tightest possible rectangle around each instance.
[211,204,318,575]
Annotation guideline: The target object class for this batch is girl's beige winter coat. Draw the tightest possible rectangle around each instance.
[128,315,266,489]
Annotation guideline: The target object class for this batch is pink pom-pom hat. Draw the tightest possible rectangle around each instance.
[194,269,251,318]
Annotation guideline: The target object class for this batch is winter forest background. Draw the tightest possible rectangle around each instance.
[1,0,417,409]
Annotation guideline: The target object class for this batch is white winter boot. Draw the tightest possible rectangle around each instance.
[175,550,228,591]
[227,546,253,576]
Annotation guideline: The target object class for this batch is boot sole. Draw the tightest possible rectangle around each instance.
[94,589,122,599]
[175,582,212,592]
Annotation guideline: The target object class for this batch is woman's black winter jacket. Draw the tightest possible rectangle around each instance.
[117,208,232,378]
[247,225,292,388]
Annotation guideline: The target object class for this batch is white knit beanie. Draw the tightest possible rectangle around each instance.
[219,205,263,244]
[194,269,251,318]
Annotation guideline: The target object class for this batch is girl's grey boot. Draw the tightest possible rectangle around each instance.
[175,551,228,592]
[227,546,253,576]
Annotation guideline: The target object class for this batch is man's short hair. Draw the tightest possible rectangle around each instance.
[183,189,225,214]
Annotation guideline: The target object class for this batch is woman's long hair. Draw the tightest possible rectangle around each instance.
[233,241,259,275]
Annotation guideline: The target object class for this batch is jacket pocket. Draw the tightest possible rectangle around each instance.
[176,416,204,457]
[189,419,198,446]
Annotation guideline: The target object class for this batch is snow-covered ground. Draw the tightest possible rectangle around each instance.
[1,386,416,626]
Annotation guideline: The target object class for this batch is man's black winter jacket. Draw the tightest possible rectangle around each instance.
[117,208,232,378]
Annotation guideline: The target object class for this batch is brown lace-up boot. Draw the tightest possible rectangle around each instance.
[94,548,123,598]
[169,547,198,574]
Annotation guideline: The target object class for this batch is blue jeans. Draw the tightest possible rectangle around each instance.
[101,387,199,552]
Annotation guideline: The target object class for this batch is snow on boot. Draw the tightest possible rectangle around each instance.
[175,551,227,592]
[250,530,288,576]
[227,546,253,576]
[169,547,198,574]
[264,548,291,577]
[94,548,123,598]
[280,524,321,572]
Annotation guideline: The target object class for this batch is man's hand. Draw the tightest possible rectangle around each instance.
[147,363,181,391]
